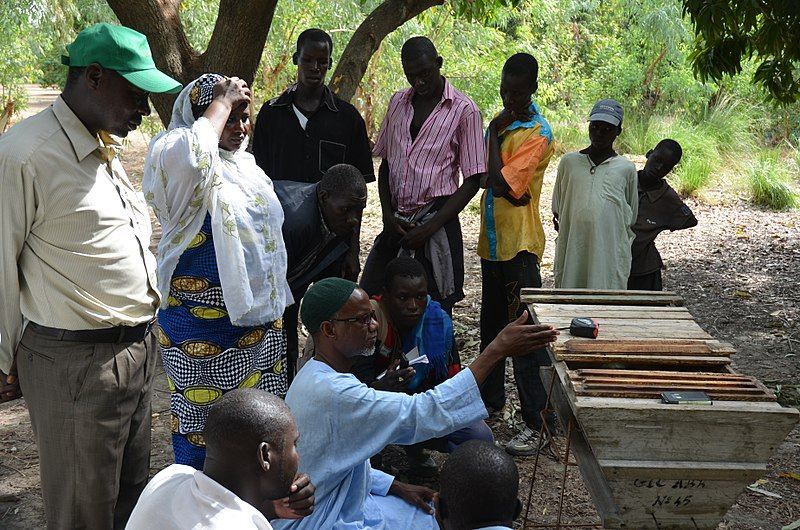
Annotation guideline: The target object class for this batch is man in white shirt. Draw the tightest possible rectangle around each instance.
[438,440,522,530]
[127,388,316,529]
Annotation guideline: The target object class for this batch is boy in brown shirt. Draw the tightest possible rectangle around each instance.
[629,139,697,290]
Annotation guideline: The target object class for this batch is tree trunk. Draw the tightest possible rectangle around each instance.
[329,0,445,102]
[107,0,278,126]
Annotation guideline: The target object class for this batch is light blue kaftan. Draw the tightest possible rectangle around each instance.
[273,359,488,530]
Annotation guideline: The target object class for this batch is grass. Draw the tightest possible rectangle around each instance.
[746,151,799,210]
[670,156,714,197]
[553,122,585,155]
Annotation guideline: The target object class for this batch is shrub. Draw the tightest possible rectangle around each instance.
[670,156,713,197]
[553,122,585,156]
[694,94,759,157]
[747,152,799,210]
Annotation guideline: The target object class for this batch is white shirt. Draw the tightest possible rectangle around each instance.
[126,464,273,530]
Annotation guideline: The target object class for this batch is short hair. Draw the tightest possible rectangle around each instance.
[383,256,427,291]
[296,28,333,56]
[654,138,683,163]
[440,440,520,527]
[502,53,539,88]
[318,163,367,198]
[204,389,293,455]
[401,36,438,63]
[65,66,86,87]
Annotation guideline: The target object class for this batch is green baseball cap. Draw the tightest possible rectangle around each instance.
[61,23,182,94]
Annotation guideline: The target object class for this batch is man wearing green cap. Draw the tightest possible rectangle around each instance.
[274,278,558,530]
[0,23,180,529]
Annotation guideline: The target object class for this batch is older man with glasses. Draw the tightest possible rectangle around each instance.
[274,278,559,530]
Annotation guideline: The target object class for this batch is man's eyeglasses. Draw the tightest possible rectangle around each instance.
[329,311,377,326]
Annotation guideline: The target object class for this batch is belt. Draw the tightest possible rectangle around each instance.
[27,320,154,343]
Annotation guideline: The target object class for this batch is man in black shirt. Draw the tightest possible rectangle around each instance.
[252,28,374,185]
[253,28,373,282]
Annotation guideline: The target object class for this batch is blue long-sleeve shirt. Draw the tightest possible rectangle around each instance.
[274,359,488,529]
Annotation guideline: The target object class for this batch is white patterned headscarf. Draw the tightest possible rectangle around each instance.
[143,74,293,326]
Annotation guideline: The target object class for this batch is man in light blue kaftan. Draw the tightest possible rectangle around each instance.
[273,278,559,530]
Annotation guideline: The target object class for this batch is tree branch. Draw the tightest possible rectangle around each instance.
[329,0,445,102]
[203,0,279,85]
[107,0,197,123]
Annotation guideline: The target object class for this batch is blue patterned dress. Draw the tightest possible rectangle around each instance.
[158,214,287,468]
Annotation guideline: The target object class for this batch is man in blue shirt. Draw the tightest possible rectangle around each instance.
[275,278,557,529]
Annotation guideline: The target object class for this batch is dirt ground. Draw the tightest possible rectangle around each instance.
[1,87,798,529]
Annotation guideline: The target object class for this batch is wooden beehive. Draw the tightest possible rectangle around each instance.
[522,288,799,530]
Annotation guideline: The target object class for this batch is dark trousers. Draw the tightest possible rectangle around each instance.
[16,325,156,530]
[360,203,464,314]
[628,269,663,291]
[479,251,553,428]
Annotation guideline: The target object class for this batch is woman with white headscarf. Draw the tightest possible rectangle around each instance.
[143,74,293,469]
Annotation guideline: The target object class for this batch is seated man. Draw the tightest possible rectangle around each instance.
[274,278,558,529]
[275,163,368,380]
[127,389,316,529]
[438,440,522,530]
[354,256,492,472]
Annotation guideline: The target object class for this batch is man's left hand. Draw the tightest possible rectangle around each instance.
[272,473,315,520]
[389,480,437,515]
[401,223,435,251]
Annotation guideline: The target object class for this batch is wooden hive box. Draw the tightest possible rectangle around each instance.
[522,288,799,529]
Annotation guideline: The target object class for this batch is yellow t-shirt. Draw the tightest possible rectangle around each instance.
[478,107,555,262]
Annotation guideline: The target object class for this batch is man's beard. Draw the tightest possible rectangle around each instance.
[344,341,376,358]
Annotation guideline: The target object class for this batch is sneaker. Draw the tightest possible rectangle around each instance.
[505,426,550,457]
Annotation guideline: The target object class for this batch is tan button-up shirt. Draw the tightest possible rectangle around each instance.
[0,96,159,372]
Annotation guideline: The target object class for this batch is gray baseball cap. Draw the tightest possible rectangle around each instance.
[589,98,623,126]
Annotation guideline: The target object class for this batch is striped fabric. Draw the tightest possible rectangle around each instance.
[0,96,159,372]
[373,79,486,214]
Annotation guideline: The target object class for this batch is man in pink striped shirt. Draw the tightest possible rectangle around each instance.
[360,37,486,313]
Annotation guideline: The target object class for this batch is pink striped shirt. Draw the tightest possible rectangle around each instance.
[373,79,486,214]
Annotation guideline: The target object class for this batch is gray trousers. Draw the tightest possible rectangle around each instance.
[16,325,156,530]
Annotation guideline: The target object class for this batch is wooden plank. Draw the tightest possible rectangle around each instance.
[544,318,711,337]
[573,369,750,381]
[532,303,692,314]
[572,386,774,402]
[524,288,682,297]
[534,307,696,320]
[556,353,731,366]
[574,377,762,389]
[554,328,712,340]
[602,467,766,530]
[560,340,735,355]
[573,398,799,463]
[601,460,767,529]
[522,292,684,306]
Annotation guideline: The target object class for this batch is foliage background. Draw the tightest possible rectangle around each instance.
[2,0,798,207]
